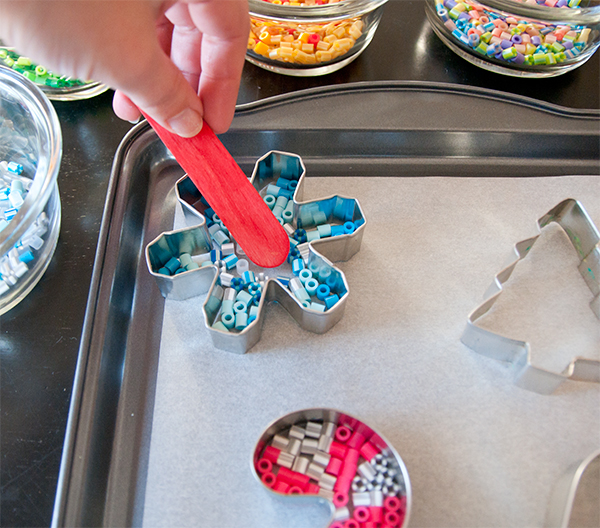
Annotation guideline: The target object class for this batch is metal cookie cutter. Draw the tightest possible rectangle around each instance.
[252,408,412,528]
[146,151,366,354]
[545,449,600,528]
[461,198,600,395]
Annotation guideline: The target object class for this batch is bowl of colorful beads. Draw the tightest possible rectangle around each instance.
[0,64,62,314]
[0,42,107,100]
[247,0,389,76]
[425,0,600,77]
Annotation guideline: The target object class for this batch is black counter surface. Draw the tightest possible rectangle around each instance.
[1,1,598,526]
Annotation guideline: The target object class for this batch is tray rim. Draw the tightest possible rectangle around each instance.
[51,80,600,528]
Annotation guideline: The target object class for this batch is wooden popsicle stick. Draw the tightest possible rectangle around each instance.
[143,113,289,268]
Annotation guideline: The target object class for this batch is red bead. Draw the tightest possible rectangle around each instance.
[359,441,380,462]
[277,466,310,488]
[329,441,348,459]
[384,495,402,511]
[385,510,402,526]
[343,520,359,528]
[353,506,370,522]
[305,483,320,494]
[256,458,273,474]
[263,445,281,464]
[335,425,352,443]
[261,472,276,488]
[347,431,366,450]
[369,506,384,523]
[333,490,349,507]
[288,486,304,495]
[326,456,343,476]
[272,480,289,493]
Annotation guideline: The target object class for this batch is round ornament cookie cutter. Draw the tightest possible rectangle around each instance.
[252,408,412,528]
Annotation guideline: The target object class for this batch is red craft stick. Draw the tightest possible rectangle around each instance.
[143,113,289,268]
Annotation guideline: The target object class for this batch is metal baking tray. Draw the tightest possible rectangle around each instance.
[51,81,600,527]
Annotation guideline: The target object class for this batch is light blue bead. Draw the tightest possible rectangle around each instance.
[223,253,238,270]
[235,312,248,330]
[316,284,330,301]
[248,305,259,323]
[18,249,34,263]
[312,210,327,226]
[272,204,284,219]
[275,195,288,209]
[318,266,332,282]
[276,177,292,190]
[221,312,235,329]
[324,293,340,309]
[243,270,256,285]
[212,229,230,247]
[222,299,234,314]
[306,230,320,243]
[233,300,247,314]
[292,258,305,275]
[310,302,326,312]
[263,194,276,209]
[298,268,312,284]
[305,278,319,296]
[308,262,320,275]
[317,224,332,238]
[7,161,23,174]
[4,207,18,221]
[236,289,253,307]
[282,201,294,224]
[212,321,229,332]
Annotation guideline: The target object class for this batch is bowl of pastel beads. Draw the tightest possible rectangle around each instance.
[425,0,600,77]
[0,64,62,314]
[247,0,389,76]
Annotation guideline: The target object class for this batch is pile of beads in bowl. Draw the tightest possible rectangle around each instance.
[249,0,365,65]
[432,0,594,67]
[0,160,49,296]
[0,46,87,89]
[254,416,409,527]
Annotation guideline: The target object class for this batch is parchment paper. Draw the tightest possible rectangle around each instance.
[142,176,600,528]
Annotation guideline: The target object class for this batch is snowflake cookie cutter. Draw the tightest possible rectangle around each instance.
[252,408,412,528]
[145,151,366,354]
[461,198,600,395]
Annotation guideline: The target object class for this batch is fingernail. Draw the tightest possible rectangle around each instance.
[167,108,203,138]
[128,117,141,125]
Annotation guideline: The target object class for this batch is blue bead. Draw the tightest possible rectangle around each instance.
[236,289,253,307]
[210,249,222,263]
[276,275,290,287]
[164,257,181,274]
[248,305,259,324]
[305,278,319,296]
[243,270,256,284]
[310,302,326,313]
[231,277,244,291]
[316,284,330,301]
[158,267,170,276]
[7,161,23,174]
[331,225,345,237]
[324,293,340,309]
[298,268,313,284]
[263,194,276,209]
[343,221,355,235]
[292,258,305,275]
[317,224,332,238]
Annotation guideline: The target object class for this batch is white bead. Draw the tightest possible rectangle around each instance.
[271,434,289,451]
[306,462,324,481]
[318,489,334,501]
[317,434,333,453]
[0,280,9,295]
[286,438,301,456]
[370,490,384,507]
[220,272,233,287]
[311,451,331,468]
[221,242,235,255]
[318,473,336,491]
[292,456,309,474]
[300,438,318,455]
[288,425,305,440]
[322,422,336,437]
[277,452,294,469]
[236,258,249,275]
[358,461,376,482]
[191,252,211,264]
[352,492,371,507]
[332,507,350,521]
[305,421,322,438]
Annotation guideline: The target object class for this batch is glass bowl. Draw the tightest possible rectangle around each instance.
[0,64,62,314]
[425,0,600,77]
[247,0,389,76]
[0,43,107,101]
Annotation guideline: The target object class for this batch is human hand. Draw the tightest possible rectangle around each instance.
[0,0,249,136]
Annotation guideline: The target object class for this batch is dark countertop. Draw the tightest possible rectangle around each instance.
[1,1,598,526]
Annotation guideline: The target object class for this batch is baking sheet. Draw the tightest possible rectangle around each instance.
[142,176,599,528]
[52,82,600,528]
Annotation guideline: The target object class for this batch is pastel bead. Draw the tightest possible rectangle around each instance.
[235,312,248,330]
[221,312,235,329]
[305,278,319,295]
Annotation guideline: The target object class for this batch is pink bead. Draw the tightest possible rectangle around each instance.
[343,520,359,528]
[326,456,343,476]
[288,486,304,495]
[335,425,352,443]
[385,510,402,526]
[369,506,384,523]
[384,495,402,512]
[272,480,289,494]
[347,431,366,450]
[330,523,345,528]
[305,483,320,494]
[359,441,380,462]
[263,445,281,464]
[333,490,349,507]
[329,441,348,459]
[261,472,276,488]
[256,458,273,474]
[353,506,370,522]
[277,466,310,489]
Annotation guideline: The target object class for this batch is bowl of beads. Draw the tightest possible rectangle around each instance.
[0,43,107,100]
[247,0,389,76]
[0,64,62,314]
[425,0,600,77]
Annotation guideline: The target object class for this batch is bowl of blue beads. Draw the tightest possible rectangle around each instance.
[0,64,62,314]
[425,0,600,77]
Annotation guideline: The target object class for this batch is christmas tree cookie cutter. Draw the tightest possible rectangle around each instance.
[461,198,600,395]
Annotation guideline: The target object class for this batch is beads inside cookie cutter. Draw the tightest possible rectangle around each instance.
[461,198,600,395]
[145,151,366,354]
[252,408,411,528]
